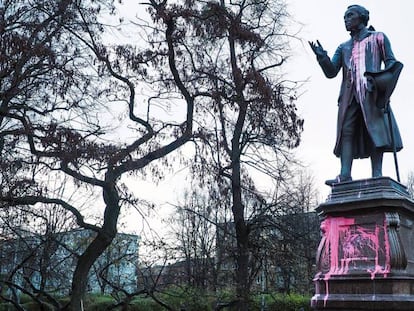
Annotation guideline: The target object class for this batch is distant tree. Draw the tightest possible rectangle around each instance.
[245,170,320,294]
[143,0,304,309]
[167,188,223,289]
[405,171,414,199]
[159,168,319,308]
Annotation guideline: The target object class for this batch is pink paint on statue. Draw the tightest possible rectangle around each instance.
[321,217,355,277]
[319,216,355,305]
[350,32,385,106]
[318,214,391,305]
[353,223,390,279]
[376,217,391,279]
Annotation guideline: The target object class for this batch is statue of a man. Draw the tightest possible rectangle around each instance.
[309,4,403,185]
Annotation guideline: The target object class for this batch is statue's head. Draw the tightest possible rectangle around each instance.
[346,5,370,26]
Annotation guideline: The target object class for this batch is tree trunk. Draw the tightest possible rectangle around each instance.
[68,182,120,311]
[232,214,250,311]
[231,185,250,311]
[231,103,250,311]
[68,230,115,310]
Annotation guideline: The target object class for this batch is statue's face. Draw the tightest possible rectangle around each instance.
[344,8,362,32]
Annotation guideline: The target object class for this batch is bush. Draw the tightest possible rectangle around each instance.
[157,286,212,311]
[21,301,54,311]
[84,293,115,310]
[0,303,13,311]
[129,297,164,311]
[253,293,311,311]
[0,291,311,311]
[0,295,68,311]
[84,294,164,311]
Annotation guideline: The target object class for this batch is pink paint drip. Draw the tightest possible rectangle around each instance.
[382,216,391,278]
[320,217,355,305]
[318,214,391,306]
[350,32,385,106]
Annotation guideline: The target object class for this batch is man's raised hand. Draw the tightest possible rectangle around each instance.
[309,40,327,58]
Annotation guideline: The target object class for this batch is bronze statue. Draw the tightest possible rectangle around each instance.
[309,4,403,185]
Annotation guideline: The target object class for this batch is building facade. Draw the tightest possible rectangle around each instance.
[0,229,140,296]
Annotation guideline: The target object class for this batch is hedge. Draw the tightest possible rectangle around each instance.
[0,291,312,310]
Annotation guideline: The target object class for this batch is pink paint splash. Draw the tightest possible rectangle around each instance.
[317,215,391,305]
[350,32,385,106]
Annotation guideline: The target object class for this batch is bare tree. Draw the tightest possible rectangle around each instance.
[143,1,304,309]
[1,1,307,310]
[1,0,197,310]
[167,189,223,289]
[157,168,319,309]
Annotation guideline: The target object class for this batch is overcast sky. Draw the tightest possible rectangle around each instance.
[117,1,414,226]
[287,0,413,198]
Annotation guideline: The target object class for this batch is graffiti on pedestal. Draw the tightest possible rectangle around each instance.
[314,214,391,304]
[316,215,391,280]
[313,211,408,306]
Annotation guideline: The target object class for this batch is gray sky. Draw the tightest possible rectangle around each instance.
[115,1,414,252]
[288,0,413,198]
[117,1,414,228]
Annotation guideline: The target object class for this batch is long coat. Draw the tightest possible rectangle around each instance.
[317,27,403,159]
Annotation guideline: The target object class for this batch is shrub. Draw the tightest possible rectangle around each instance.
[84,294,115,311]
[157,286,212,311]
[127,297,164,311]
[0,291,312,311]
[255,293,311,311]
[21,301,54,311]
[0,303,13,311]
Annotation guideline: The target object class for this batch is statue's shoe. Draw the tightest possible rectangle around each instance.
[325,175,352,186]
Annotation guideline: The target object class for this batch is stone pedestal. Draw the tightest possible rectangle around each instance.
[311,177,414,311]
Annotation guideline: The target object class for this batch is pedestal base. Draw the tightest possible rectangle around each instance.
[311,177,414,310]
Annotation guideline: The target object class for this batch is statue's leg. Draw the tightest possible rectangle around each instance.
[371,149,383,177]
[340,136,353,178]
[326,99,360,185]
[339,100,360,179]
